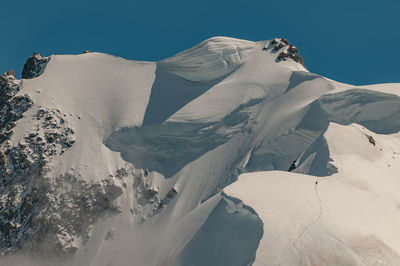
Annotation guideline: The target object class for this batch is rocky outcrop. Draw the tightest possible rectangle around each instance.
[288,45,298,54]
[0,73,29,147]
[0,170,125,256]
[0,72,22,105]
[0,104,77,255]
[0,107,127,256]
[0,71,178,256]
[265,38,305,67]
[21,53,49,79]
[280,38,289,45]
[0,73,84,256]
[132,170,178,223]
[277,51,289,61]
[368,135,376,146]
[0,87,176,256]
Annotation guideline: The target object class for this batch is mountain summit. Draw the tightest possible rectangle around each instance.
[1,37,400,266]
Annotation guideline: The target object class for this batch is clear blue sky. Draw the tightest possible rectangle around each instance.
[1,0,399,85]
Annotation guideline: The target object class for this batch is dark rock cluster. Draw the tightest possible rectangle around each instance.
[0,72,22,105]
[0,105,77,255]
[132,170,178,222]
[0,73,31,147]
[0,170,125,256]
[21,53,49,79]
[161,188,178,206]
[0,104,127,256]
[0,71,85,256]
[265,38,305,67]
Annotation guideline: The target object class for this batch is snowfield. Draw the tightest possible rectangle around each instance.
[225,123,400,265]
[1,36,400,266]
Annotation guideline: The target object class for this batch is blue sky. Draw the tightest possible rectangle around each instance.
[1,0,399,85]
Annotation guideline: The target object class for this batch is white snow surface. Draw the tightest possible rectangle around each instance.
[16,53,156,179]
[225,123,400,265]
[2,36,400,266]
[159,36,256,82]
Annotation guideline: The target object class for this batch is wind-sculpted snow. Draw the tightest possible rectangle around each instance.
[306,89,400,134]
[246,88,400,175]
[159,37,256,82]
[1,36,400,266]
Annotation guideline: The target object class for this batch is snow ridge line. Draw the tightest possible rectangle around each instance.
[292,182,323,256]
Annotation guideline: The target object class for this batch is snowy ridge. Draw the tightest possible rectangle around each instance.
[0,36,400,266]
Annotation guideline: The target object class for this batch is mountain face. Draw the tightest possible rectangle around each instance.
[1,36,400,266]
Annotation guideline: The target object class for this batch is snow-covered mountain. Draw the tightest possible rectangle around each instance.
[1,36,400,266]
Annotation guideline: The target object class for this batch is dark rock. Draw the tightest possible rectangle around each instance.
[280,38,289,45]
[21,53,49,79]
[268,39,306,67]
[288,45,298,54]
[274,43,284,51]
[116,167,129,178]
[0,94,33,132]
[19,143,27,149]
[143,188,158,200]
[3,222,12,233]
[368,136,376,146]
[277,52,289,61]
[166,188,177,199]
[288,160,297,172]
[5,121,17,131]
[0,73,21,105]
[47,135,56,143]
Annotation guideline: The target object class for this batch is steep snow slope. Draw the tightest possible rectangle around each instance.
[1,36,400,266]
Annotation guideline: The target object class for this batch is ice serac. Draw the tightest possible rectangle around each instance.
[1,36,400,266]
